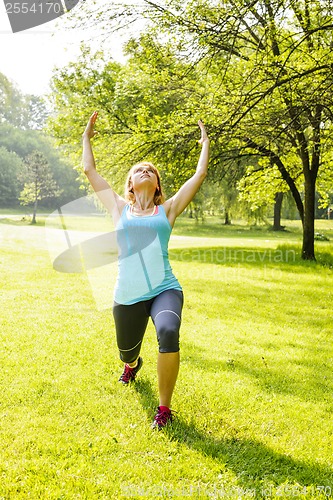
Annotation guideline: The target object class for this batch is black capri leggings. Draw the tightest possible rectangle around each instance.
[113,289,183,364]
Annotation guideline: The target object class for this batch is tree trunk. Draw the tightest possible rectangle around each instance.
[273,192,284,230]
[302,176,316,260]
[301,104,322,260]
[31,198,38,224]
[224,209,231,225]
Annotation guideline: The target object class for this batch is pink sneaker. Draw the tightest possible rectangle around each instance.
[118,357,143,384]
[151,406,174,430]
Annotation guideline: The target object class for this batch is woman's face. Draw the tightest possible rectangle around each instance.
[130,165,158,192]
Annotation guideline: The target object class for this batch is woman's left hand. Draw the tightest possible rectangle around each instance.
[198,120,209,145]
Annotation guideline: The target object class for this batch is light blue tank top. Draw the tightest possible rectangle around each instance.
[114,204,182,305]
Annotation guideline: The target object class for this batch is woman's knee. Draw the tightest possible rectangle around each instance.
[118,340,142,363]
[157,324,180,353]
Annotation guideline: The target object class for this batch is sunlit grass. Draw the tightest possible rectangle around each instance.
[0,218,332,498]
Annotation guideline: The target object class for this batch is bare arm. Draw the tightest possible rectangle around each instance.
[82,111,126,224]
[164,120,210,227]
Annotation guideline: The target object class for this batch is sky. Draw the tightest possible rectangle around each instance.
[0,1,126,96]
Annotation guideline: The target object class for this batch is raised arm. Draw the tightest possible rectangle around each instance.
[164,120,210,227]
[82,111,126,224]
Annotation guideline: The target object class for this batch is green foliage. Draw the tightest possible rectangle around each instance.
[0,121,41,157]
[48,41,209,196]
[238,161,289,211]
[26,95,49,130]
[0,72,28,128]
[0,146,23,207]
[0,72,48,130]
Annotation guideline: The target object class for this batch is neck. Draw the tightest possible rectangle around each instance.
[133,192,155,211]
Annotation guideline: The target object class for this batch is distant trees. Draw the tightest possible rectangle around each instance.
[0,72,47,130]
[0,71,82,211]
[0,147,23,207]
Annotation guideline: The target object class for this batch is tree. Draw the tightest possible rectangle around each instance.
[25,95,49,130]
[47,41,210,195]
[237,160,291,228]
[0,72,46,129]
[0,147,23,207]
[65,0,333,260]
[19,151,61,224]
[0,73,28,127]
[146,0,333,259]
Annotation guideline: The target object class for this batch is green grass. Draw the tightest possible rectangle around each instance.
[0,216,333,499]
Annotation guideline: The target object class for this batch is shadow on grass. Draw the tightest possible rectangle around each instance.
[134,379,333,493]
[179,341,333,406]
[169,245,333,269]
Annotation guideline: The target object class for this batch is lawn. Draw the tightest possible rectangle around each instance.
[0,214,332,499]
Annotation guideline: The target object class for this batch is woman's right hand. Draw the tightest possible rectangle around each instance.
[82,111,98,139]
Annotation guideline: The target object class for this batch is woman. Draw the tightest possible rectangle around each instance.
[82,111,209,429]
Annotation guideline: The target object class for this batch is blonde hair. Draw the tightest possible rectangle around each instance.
[125,162,165,205]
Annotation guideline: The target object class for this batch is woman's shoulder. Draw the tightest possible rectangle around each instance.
[162,199,172,215]
[161,200,175,228]
[113,199,128,226]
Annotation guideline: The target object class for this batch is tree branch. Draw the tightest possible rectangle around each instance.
[243,137,304,221]
[226,64,332,130]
